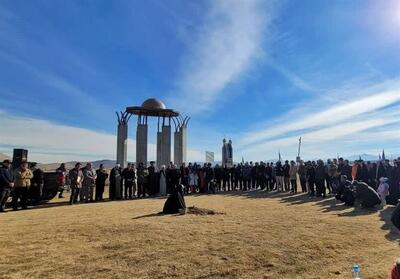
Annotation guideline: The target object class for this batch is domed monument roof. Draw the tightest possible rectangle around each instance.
[142,98,166,110]
[126,98,179,117]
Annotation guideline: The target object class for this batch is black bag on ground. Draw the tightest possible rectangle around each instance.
[391,202,400,231]
[163,185,186,214]
[354,181,381,208]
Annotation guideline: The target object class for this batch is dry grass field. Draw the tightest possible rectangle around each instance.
[1,190,399,279]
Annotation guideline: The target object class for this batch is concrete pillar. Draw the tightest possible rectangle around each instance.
[181,126,187,164]
[116,123,128,168]
[161,125,171,167]
[174,130,183,166]
[156,131,162,169]
[136,124,148,165]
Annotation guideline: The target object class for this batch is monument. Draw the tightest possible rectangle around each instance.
[116,98,189,169]
[222,139,233,167]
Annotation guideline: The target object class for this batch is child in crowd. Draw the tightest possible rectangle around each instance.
[377,177,390,206]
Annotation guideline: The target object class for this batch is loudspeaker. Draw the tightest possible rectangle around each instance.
[12,149,28,169]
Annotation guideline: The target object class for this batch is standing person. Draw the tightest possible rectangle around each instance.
[214,164,222,191]
[258,162,266,190]
[121,163,131,198]
[250,162,257,189]
[297,160,307,193]
[205,163,214,193]
[341,160,352,181]
[235,164,242,191]
[148,161,157,196]
[137,162,149,198]
[306,161,316,196]
[0,160,14,212]
[159,165,167,196]
[30,163,44,203]
[368,162,378,189]
[270,162,276,191]
[82,163,96,203]
[69,163,83,205]
[189,164,198,193]
[56,163,67,198]
[123,163,136,199]
[229,166,235,190]
[289,160,298,194]
[275,162,284,192]
[356,161,369,183]
[315,160,326,198]
[95,164,108,201]
[242,163,251,191]
[283,160,290,192]
[12,161,33,210]
[180,163,190,194]
[388,160,400,205]
[222,165,230,191]
[198,164,206,193]
[109,164,122,200]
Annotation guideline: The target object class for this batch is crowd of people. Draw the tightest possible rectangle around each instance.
[1,156,400,210]
[54,157,400,206]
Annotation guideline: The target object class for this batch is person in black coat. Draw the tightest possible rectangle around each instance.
[147,161,157,196]
[109,164,122,200]
[163,185,186,214]
[222,166,230,191]
[95,164,109,201]
[388,161,400,205]
[339,159,352,181]
[30,163,44,204]
[356,161,369,183]
[306,161,316,196]
[0,160,14,212]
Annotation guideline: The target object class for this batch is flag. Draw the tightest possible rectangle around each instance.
[382,149,386,160]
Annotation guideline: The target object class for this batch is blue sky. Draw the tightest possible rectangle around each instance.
[0,0,399,163]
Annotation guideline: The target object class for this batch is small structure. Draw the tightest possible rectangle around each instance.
[222,139,233,167]
[116,98,189,169]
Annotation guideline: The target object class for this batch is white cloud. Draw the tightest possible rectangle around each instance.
[0,115,204,163]
[240,87,400,146]
[171,0,275,113]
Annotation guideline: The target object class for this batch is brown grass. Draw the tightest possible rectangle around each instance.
[0,190,399,278]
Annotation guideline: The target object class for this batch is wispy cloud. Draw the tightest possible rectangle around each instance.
[170,0,276,113]
[240,81,400,146]
[236,79,400,160]
[0,115,204,163]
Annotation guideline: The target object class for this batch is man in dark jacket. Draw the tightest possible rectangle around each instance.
[306,161,316,196]
[95,164,109,201]
[30,163,44,204]
[122,163,136,199]
[148,161,158,196]
[0,160,14,212]
[315,160,326,198]
[283,160,290,192]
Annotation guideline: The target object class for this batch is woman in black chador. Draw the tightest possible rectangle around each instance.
[162,184,186,214]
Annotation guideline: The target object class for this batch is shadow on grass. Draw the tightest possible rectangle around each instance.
[379,206,400,243]
[132,212,165,219]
